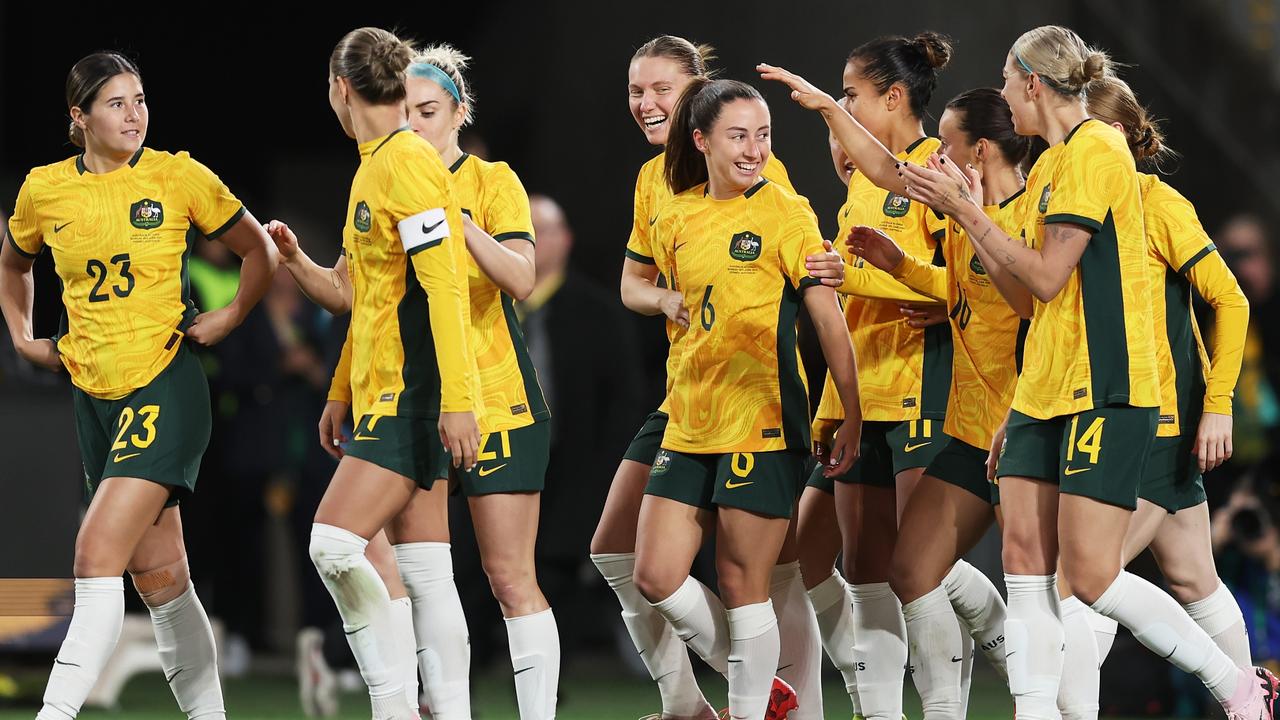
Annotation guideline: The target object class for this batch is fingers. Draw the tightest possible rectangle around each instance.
[827,436,858,477]
[318,414,344,460]
[447,430,464,469]
[1196,432,1209,473]
[460,428,479,471]
[1225,435,1234,463]
[675,307,690,328]
[986,451,998,482]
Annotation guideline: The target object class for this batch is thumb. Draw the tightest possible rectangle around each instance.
[822,239,835,252]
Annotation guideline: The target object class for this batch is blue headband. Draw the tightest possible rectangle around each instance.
[408,63,461,104]
[1014,52,1070,93]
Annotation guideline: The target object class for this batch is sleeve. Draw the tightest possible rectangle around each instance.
[779,204,827,290]
[1043,133,1126,232]
[7,176,43,258]
[182,154,246,240]
[1186,252,1248,416]
[624,167,656,265]
[838,258,940,303]
[483,163,535,244]
[925,207,948,243]
[327,323,354,404]
[889,252,948,301]
[386,154,476,413]
[763,154,796,193]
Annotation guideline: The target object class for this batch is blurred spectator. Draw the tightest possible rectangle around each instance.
[1214,476,1280,668]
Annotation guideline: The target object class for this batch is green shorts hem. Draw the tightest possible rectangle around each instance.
[344,414,450,490]
[622,411,668,464]
[925,438,995,505]
[1138,433,1206,513]
[646,449,805,518]
[454,421,550,496]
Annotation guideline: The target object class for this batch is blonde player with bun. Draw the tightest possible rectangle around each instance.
[900,24,1278,720]
[593,35,827,720]
[1,51,277,720]
[267,27,479,720]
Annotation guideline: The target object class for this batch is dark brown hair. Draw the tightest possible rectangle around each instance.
[633,35,717,79]
[848,32,952,118]
[66,52,141,148]
[945,88,1031,167]
[664,78,765,194]
[330,27,415,104]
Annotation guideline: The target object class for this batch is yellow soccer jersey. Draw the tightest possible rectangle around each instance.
[652,179,823,454]
[1141,173,1247,437]
[331,152,547,432]
[886,190,1030,449]
[814,137,951,424]
[624,152,794,415]
[343,128,475,418]
[1013,120,1160,419]
[7,148,244,399]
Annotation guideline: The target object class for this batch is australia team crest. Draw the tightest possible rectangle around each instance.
[354,201,372,233]
[729,231,762,262]
[883,191,911,218]
[130,199,163,230]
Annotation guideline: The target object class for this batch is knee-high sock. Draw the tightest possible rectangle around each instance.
[944,560,1008,681]
[902,584,965,720]
[770,562,823,720]
[957,622,975,718]
[505,608,560,720]
[652,576,730,676]
[36,577,125,720]
[849,582,907,720]
[1090,571,1240,704]
[727,601,781,720]
[148,583,225,720]
[806,571,861,714]
[591,553,710,718]
[309,524,411,720]
[1003,574,1063,720]
[1086,607,1118,664]
[1056,596,1099,720]
[395,543,471,720]
[388,596,419,713]
[1184,581,1252,670]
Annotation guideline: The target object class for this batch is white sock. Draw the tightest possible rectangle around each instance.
[395,543,471,720]
[1185,581,1252,670]
[652,576,730,676]
[147,583,225,720]
[1056,596,1099,720]
[592,553,709,718]
[770,562,823,720]
[505,608,560,720]
[727,601,780,720]
[849,582,906,720]
[388,597,419,713]
[1085,607,1118,664]
[36,577,125,720]
[944,560,1008,681]
[1090,571,1239,703]
[957,623,975,718]
[1003,574,1063,720]
[902,585,965,720]
[806,571,862,714]
[309,524,411,720]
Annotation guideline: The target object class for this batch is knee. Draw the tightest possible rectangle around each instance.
[716,562,766,608]
[309,523,367,578]
[888,553,928,604]
[1060,558,1119,607]
[482,557,538,610]
[1001,524,1053,575]
[633,558,682,604]
[1166,574,1220,606]
[129,557,191,607]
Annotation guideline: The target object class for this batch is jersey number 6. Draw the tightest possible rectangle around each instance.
[700,285,716,331]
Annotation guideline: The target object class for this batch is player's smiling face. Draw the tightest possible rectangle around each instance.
[841,60,896,145]
[406,74,464,155]
[1000,53,1037,138]
[629,56,693,146]
[695,97,770,197]
[76,73,147,158]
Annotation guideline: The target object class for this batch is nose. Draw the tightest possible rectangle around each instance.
[639,92,657,113]
[743,138,762,161]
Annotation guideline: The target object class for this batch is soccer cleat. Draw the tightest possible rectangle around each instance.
[296,627,338,718]
[765,676,800,720]
[1226,667,1280,720]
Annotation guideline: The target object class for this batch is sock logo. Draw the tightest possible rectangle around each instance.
[853,661,866,672]
[981,635,1005,652]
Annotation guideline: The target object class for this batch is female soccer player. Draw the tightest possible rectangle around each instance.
[1050,74,1253,720]
[0,52,276,720]
[899,24,1277,720]
[311,43,558,720]
[628,76,859,720]
[591,35,821,720]
[759,32,966,720]
[269,27,479,720]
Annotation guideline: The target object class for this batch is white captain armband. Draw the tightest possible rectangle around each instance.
[398,207,450,256]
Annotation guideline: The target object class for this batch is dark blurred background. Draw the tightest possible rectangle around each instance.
[3,1,1280,717]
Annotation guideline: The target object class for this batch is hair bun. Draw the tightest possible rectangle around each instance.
[911,31,953,70]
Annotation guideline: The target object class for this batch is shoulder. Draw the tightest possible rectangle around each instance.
[1064,120,1131,164]
[23,156,81,191]
[903,137,942,165]
[475,157,526,193]
[383,133,449,182]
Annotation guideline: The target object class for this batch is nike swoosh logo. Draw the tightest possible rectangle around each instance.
[649,215,659,226]
[353,434,380,441]
[776,663,793,673]
[113,452,142,463]
[344,625,369,636]
[904,442,932,453]
[1161,644,1178,660]
[54,222,74,233]
[478,464,507,477]
[165,668,184,683]
[1064,466,1091,476]
[513,666,535,676]
[54,659,82,668]
[422,219,445,234]
[951,656,963,663]
[724,480,754,489]
[685,632,700,642]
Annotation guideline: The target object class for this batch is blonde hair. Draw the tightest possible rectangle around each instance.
[1010,25,1109,97]
[411,44,476,126]
[1086,75,1176,167]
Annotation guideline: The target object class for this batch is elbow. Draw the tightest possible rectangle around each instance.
[509,278,535,303]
